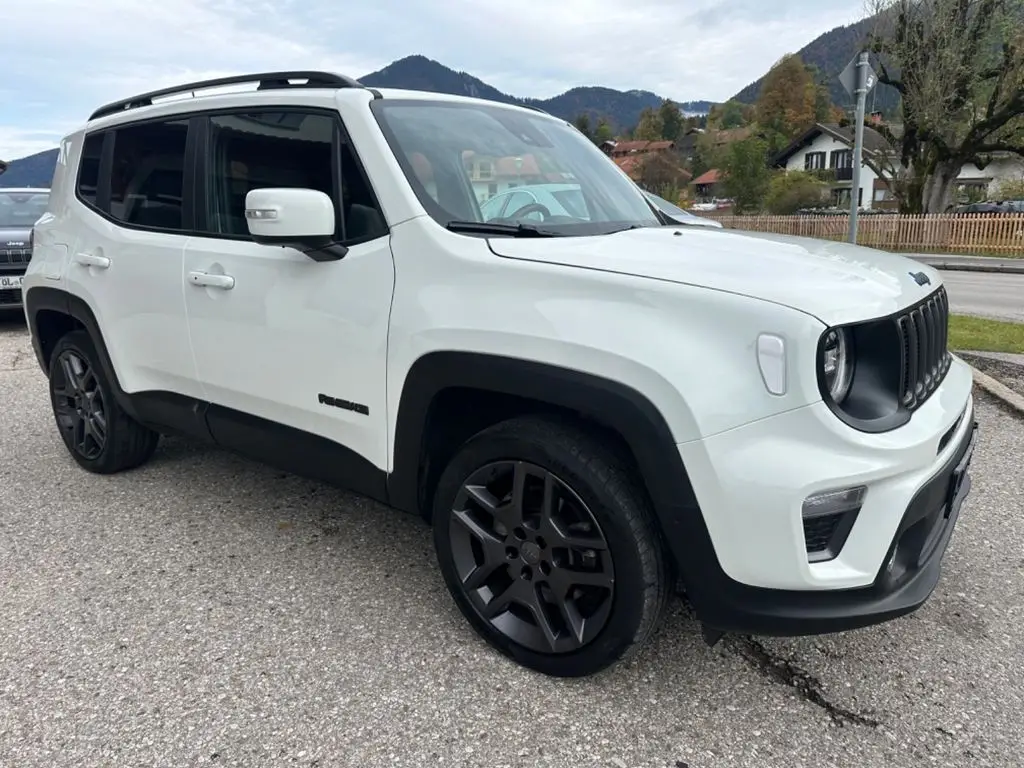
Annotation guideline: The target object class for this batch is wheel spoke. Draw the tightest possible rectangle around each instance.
[90,412,108,443]
[60,355,82,394]
[80,367,98,392]
[549,564,614,592]
[73,411,88,452]
[551,589,586,645]
[463,484,499,513]
[524,586,560,651]
[483,579,524,619]
[452,508,503,550]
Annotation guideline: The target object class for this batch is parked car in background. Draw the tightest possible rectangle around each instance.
[1,188,49,309]
[641,190,723,229]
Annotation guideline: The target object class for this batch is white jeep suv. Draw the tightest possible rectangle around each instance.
[24,71,978,678]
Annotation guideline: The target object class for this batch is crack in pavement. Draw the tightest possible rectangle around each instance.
[725,636,881,728]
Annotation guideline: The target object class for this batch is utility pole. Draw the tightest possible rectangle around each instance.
[847,51,870,245]
[839,51,877,244]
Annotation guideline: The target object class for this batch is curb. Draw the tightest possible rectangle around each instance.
[970,365,1024,415]
[921,260,1024,275]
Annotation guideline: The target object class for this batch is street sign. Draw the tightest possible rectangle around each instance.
[839,55,878,97]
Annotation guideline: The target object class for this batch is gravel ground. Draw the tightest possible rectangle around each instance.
[2,314,1023,768]
[959,352,1024,399]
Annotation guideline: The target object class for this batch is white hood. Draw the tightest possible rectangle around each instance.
[487,226,942,327]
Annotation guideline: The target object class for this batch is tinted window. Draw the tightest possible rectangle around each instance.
[77,133,105,206]
[203,111,386,244]
[0,191,50,228]
[109,119,189,230]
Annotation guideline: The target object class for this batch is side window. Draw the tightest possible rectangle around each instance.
[76,132,105,206]
[203,111,387,244]
[109,119,189,230]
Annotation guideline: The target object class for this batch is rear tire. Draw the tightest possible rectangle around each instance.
[48,330,159,474]
[432,415,669,677]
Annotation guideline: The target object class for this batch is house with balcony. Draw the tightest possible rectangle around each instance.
[772,122,895,210]
[773,121,1024,210]
[461,152,576,203]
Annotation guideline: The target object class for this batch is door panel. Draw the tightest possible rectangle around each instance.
[64,121,201,399]
[182,236,394,469]
[183,108,395,471]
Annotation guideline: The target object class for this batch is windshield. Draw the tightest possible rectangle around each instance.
[370,100,660,236]
[0,191,49,228]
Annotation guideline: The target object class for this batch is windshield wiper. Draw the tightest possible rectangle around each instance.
[446,220,562,237]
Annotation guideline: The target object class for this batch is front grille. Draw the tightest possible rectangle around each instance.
[0,288,22,305]
[0,248,32,265]
[895,286,951,411]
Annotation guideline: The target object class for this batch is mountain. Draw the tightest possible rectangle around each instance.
[360,55,713,125]
[731,18,901,115]
[1,55,715,188]
[0,148,59,188]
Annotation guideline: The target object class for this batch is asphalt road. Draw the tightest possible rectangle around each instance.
[939,270,1024,323]
[2,314,1024,768]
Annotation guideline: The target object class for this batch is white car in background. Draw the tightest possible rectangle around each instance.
[481,183,723,230]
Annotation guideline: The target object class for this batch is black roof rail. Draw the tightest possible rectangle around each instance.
[88,70,364,121]
[519,103,551,115]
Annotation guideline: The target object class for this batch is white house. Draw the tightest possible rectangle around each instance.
[773,122,893,210]
[772,122,1024,210]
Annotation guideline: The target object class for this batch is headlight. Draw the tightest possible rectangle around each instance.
[821,328,854,403]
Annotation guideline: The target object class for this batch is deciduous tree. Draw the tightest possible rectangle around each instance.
[721,137,772,213]
[869,0,1024,213]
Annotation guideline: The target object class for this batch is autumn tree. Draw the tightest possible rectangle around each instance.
[721,137,772,213]
[636,152,691,200]
[633,107,664,141]
[868,0,1024,213]
[755,54,822,152]
[708,100,752,130]
[658,99,686,142]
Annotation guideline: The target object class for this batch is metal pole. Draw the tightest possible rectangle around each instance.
[848,51,869,244]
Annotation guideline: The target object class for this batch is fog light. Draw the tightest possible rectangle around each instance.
[802,485,867,519]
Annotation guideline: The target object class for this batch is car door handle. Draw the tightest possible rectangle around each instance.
[73,252,110,269]
[188,271,235,290]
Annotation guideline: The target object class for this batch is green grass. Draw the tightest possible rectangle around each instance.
[949,314,1024,353]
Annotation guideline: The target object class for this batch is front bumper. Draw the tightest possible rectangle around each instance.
[670,355,978,636]
[695,414,976,636]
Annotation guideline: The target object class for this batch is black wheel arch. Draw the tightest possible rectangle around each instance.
[388,351,724,599]
[24,286,142,421]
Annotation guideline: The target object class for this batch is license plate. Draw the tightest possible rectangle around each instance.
[0,275,23,289]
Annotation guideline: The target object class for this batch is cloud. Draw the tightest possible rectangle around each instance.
[2,0,860,160]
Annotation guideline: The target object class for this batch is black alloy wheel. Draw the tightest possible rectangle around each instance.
[449,460,615,654]
[52,348,107,460]
[47,330,160,474]
[433,416,670,677]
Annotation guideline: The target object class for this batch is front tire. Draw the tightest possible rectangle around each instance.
[48,330,160,474]
[432,416,670,677]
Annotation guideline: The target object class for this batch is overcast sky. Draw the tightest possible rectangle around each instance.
[2,0,864,161]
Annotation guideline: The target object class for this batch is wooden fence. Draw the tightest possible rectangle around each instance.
[696,213,1024,256]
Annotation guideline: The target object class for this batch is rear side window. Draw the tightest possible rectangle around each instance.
[108,119,190,230]
[76,133,105,206]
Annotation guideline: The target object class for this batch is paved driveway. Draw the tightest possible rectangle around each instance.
[939,270,1024,323]
[2,315,1023,768]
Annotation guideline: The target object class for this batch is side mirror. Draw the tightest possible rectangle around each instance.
[245,187,347,262]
